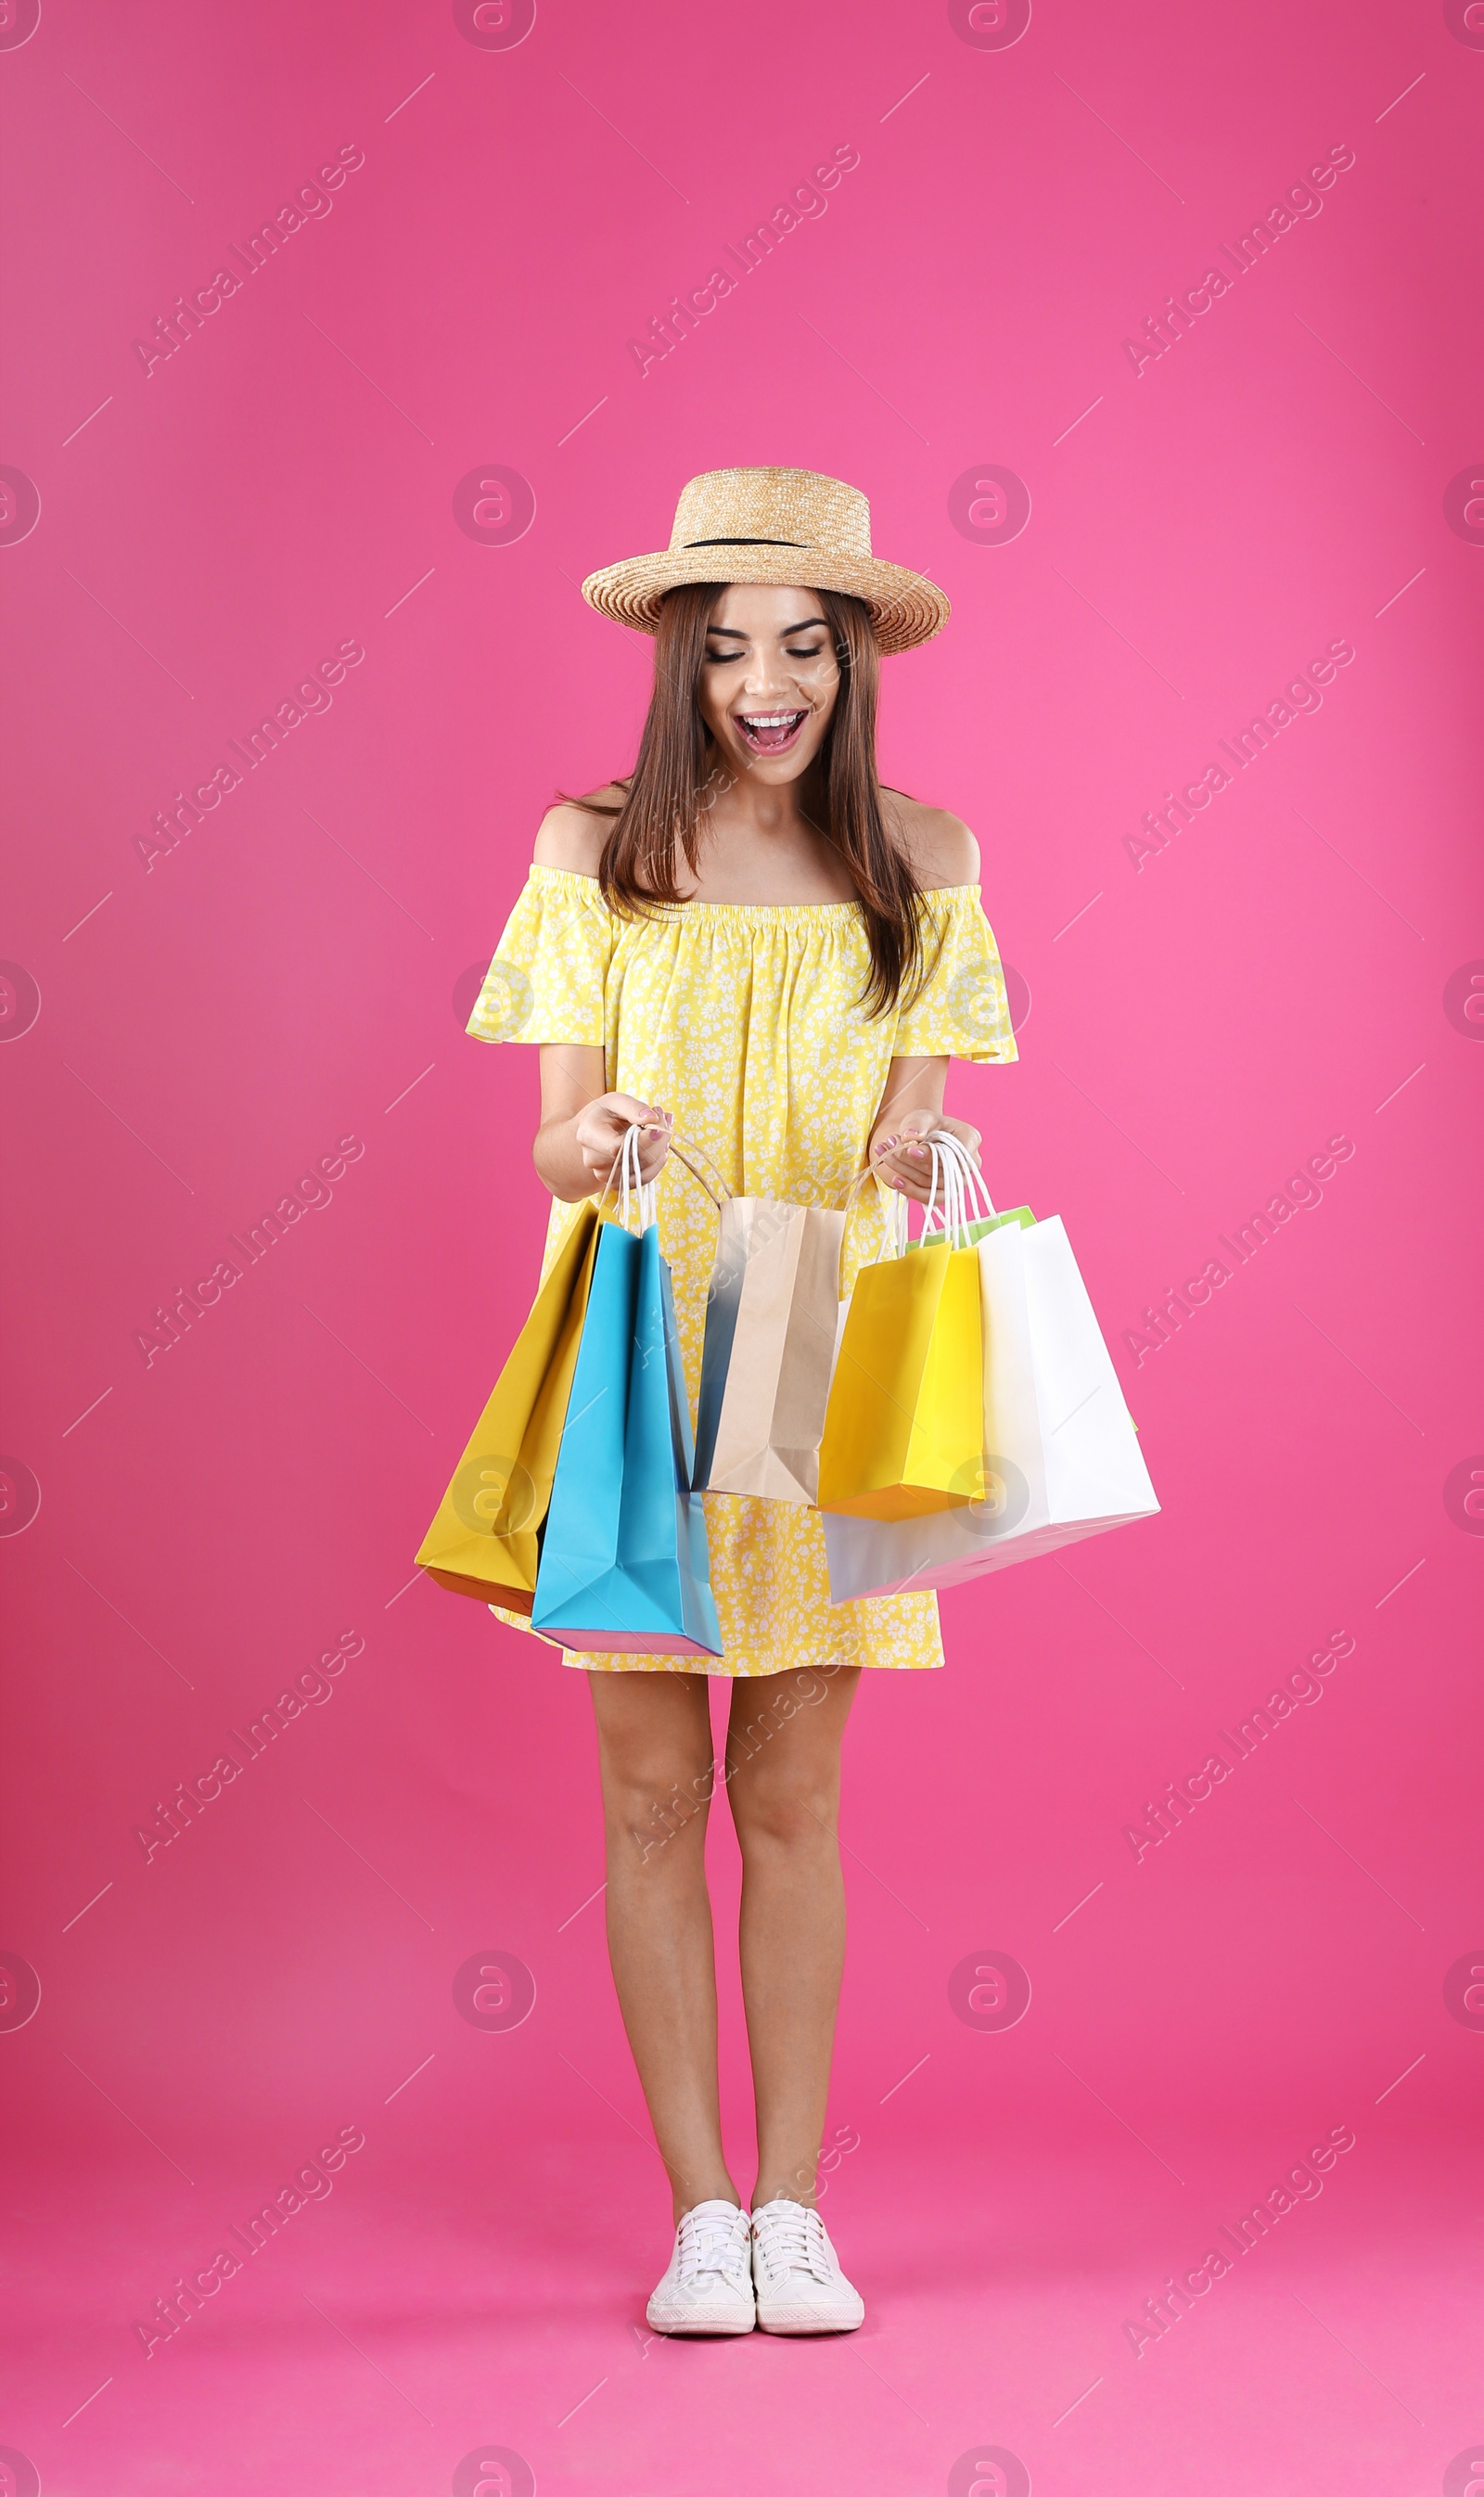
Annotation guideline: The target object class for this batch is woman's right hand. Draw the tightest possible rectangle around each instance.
[572,1093,673,1192]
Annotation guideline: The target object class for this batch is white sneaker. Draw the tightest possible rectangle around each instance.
[646,2198,756,2335]
[749,2197,865,2333]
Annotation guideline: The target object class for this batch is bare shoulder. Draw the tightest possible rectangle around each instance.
[531,784,626,875]
[881,791,980,890]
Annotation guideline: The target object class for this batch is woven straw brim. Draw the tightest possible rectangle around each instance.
[582,544,950,657]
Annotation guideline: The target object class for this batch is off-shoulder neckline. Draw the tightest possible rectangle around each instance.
[525,862,981,920]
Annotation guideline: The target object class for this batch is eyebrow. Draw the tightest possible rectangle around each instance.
[706,618,827,639]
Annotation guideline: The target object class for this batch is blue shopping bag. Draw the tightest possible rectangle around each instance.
[532,1204,723,1658]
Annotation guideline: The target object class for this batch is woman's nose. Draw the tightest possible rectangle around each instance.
[741,657,795,700]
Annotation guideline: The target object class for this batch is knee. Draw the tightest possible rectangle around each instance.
[604,1745,715,1862]
[728,1761,838,1854]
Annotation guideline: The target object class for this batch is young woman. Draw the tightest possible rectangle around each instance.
[467,468,1017,2336]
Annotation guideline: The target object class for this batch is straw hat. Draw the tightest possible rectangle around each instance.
[582,467,950,656]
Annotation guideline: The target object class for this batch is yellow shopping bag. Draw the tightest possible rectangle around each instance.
[817,1226,984,1522]
[416,1202,601,1607]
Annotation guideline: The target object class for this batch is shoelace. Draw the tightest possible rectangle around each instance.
[751,2202,833,2285]
[674,2206,748,2289]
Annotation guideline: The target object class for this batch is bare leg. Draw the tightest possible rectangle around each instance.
[587,1670,740,2222]
[724,1664,861,2210]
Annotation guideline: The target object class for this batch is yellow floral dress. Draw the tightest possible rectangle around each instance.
[468,864,1017,1677]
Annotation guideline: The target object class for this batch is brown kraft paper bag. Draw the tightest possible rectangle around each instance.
[692,1197,846,1505]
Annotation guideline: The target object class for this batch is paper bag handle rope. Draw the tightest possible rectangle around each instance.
[842,1132,998,1258]
[931,1131,998,1223]
[599,1124,996,1236]
[598,1121,728,1216]
[923,1140,964,1245]
[599,1121,659,1234]
[923,1133,1000,1245]
[667,1132,729,1210]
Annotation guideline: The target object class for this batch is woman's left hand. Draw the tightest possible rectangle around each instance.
[867,1109,982,1205]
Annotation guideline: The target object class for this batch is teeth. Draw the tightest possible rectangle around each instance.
[739,712,803,729]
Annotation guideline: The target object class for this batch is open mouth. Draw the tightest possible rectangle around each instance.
[734,709,808,756]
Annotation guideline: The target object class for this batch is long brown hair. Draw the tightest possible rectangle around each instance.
[569,583,929,1016]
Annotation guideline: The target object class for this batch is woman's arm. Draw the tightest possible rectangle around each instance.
[865,803,985,1200]
[533,1044,673,1204]
[867,1055,981,1206]
[525,805,675,1203]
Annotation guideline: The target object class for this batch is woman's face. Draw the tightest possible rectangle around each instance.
[697,583,840,784]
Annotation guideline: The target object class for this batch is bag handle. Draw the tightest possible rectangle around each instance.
[600,1122,659,1234]
[923,1138,955,1242]
[667,1130,729,1210]
[923,1133,999,1238]
[669,1133,729,1208]
[598,1121,728,1221]
[840,1159,907,1260]
[843,1142,971,1258]
[846,1130,998,1257]
[924,1138,977,1245]
[947,1132,999,1222]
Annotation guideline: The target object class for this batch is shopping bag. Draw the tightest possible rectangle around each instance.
[816,1159,983,1522]
[693,1174,846,1505]
[532,1136,723,1656]
[416,1201,601,1609]
[823,1140,1158,1597]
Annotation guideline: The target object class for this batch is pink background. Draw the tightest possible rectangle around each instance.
[2,1,1481,2491]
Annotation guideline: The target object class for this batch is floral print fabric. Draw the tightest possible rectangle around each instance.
[470,865,1016,1677]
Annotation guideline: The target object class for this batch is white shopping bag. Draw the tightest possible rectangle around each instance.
[823,1144,1158,1600]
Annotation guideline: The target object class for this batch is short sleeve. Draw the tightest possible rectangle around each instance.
[891,886,1018,1064]
[467,865,614,1046]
